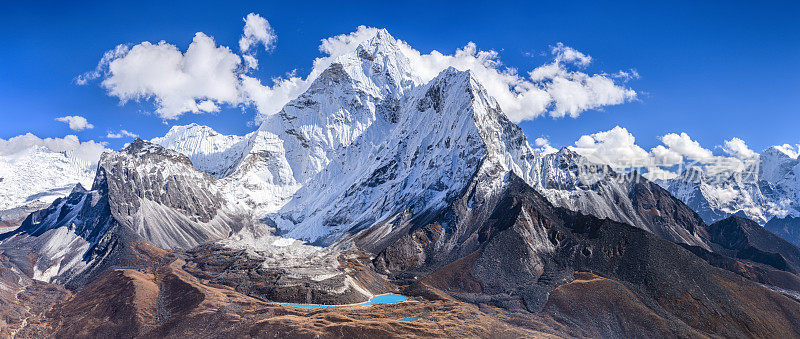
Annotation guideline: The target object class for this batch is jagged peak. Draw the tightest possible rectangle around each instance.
[356,28,398,54]
[762,145,800,161]
[70,182,87,194]
[429,66,471,82]
[420,67,493,103]
[122,138,163,154]
[311,62,352,86]
[550,147,591,163]
[318,29,420,99]
[116,138,193,166]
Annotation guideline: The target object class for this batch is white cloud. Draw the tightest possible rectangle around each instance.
[403,37,636,122]
[55,115,94,131]
[563,127,781,182]
[239,13,276,54]
[106,130,138,139]
[552,42,592,66]
[567,127,719,173]
[88,32,243,120]
[643,166,679,181]
[0,133,107,164]
[649,145,683,167]
[241,73,305,123]
[76,44,130,85]
[722,137,757,159]
[660,132,714,163]
[544,71,637,118]
[242,54,258,69]
[773,144,800,159]
[569,126,651,169]
[534,137,558,155]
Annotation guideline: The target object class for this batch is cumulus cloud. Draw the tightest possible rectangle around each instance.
[773,144,800,159]
[544,72,637,118]
[660,132,714,163]
[569,126,652,169]
[0,133,107,164]
[55,115,94,131]
[566,126,722,179]
[106,130,138,139]
[565,126,687,181]
[722,137,757,159]
[75,44,130,85]
[239,13,276,54]
[85,33,243,120]
[552,42,592,66]
[649,144,684,167]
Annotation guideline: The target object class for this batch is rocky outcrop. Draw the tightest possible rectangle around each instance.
[705,215,800,273]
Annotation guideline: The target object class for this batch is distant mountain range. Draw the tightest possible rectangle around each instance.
[664,145,800,225]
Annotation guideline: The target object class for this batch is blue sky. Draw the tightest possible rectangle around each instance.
[1,0,798,153]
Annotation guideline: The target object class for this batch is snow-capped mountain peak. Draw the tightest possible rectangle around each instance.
[272,66,519,244]
[331,28,421,100]
[0,137,107,227]
[151,123,248,178]
[760,145,800,185]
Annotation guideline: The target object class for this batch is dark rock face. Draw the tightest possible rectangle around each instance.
[766,215,800,247]
[3,154,800,337]
[626,177,710,245]
[706,215,800,273]
[99,139,223,226]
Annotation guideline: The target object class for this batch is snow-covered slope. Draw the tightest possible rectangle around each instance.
[274,67,532,244]
[151,123,248,178]
[666,146,800,224]
[0,137,105,228]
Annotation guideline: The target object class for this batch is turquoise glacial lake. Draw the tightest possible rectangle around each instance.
[282,293,408,309]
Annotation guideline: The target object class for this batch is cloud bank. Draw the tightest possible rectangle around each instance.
[563,126,782,181]
[242,26,638,123]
